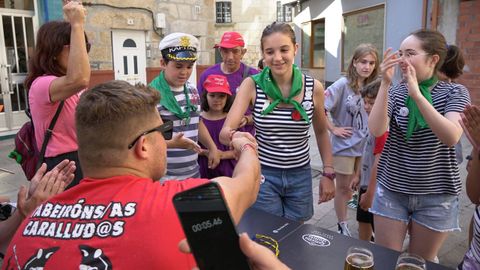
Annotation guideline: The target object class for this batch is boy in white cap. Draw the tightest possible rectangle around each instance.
[149,33,219,181]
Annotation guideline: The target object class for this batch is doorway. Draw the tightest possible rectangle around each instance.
[112,30,147,85]
[0,9,36,134]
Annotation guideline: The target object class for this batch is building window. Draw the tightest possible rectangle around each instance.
[276,1,292,22]
[216,1,232,23]
[342,5,385,71]
[301,20,325,68]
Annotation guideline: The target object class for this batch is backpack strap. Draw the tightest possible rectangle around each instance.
[36,101,65,169]
[242,63,251,81]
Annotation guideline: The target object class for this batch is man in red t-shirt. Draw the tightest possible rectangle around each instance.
[2,80,260,269]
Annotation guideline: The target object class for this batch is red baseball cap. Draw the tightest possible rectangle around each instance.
[214,31,245,48]
[203,75,232,95]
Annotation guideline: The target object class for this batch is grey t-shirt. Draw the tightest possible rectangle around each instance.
[324,77,368,156]
[360,134,375,187]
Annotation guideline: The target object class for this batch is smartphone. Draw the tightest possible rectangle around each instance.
[173,182,251,270]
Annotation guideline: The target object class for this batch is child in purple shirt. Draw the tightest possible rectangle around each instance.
[198,74,237,178]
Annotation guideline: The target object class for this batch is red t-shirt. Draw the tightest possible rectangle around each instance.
[373,131,389,155]
[2,176,208,269]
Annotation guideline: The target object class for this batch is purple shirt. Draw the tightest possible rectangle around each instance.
[198,117,237,178]
[198,62,259,96]
[198,62,259,135]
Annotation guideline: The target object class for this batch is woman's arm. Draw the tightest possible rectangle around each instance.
[403,62,464,146]
[49,2,90,102]
[312,80,335,203]
[369,49,399,137]
[219,78,256,146]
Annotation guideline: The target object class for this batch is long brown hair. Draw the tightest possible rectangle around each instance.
[346,43,379,94]
[24,21,89,89]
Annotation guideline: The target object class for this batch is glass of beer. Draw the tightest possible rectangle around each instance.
[344,246,374,270]
[395,253,426,270]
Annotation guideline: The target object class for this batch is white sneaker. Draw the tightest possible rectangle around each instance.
[337,222,352,237]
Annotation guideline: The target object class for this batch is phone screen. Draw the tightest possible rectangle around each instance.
[173,182,250,270]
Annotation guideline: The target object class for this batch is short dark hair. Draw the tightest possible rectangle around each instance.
[361,78,382,99]
[76,81,160,167]
[200,91,234,112]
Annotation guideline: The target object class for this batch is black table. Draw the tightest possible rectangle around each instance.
[238,208,453,270]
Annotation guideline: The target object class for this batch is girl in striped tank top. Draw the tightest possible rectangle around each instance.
[369,30,470,261]
[219,22,335,222]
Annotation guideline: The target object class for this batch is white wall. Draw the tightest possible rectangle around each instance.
[293,0,424,84]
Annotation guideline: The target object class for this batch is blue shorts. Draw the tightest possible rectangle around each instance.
[370,184,460,232]
[252,164,313,222]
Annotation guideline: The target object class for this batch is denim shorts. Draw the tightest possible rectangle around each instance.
[370,184,460,232]
[252,164,313,222]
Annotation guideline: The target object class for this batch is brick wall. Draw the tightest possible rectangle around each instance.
[457,0,480,105]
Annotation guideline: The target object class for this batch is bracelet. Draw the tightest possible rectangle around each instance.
[323,165,334,169]
[242,116,249,124]
[240,143,257,155]
[322,171,336,181]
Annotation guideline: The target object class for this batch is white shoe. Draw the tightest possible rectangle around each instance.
[337,222,352,237]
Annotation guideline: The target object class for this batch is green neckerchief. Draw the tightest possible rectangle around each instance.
[252,64,308,123]
[149,71,197,124]
[405,76,438,140]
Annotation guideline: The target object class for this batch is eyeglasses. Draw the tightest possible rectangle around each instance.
[398,50,428,59]
[254,234,279,257]
[127,121,173,149]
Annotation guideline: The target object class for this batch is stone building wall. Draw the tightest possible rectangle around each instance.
[83,0,277,71]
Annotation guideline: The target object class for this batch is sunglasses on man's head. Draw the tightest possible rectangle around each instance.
[128,120,173,149]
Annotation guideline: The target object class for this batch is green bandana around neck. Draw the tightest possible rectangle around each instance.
[405,76,438,140]
[149,71,197,123]
[252,64,309,123]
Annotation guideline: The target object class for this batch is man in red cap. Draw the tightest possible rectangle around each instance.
[197,32,259,134]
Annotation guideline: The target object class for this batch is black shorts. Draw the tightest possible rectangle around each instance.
[356,185,374,228]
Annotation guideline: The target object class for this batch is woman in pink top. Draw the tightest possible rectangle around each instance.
[24,1,90,188]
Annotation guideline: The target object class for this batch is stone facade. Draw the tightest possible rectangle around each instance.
[83,0,278,71]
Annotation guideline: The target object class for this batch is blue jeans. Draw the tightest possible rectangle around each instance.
[252,164,313,221]
[370,184,460,232]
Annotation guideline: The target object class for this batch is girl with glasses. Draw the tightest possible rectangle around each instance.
[368,29,470,261]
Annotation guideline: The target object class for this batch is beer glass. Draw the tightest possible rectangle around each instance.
[344,246,374,270]
[395,253,426,270]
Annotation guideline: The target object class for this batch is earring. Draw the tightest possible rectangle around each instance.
[53,56,57,60]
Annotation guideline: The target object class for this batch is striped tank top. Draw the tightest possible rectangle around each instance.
[252,75,314,169]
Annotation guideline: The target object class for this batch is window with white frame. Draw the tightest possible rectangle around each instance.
[216,1,232,23]
[276,1,292,22]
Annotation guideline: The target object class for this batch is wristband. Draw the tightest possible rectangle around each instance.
[240,143,257,155]
[322,171,336,181]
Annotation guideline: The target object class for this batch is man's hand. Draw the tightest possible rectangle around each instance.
[18,161,74,218]
[28,160,75,198]
[178,233,291,270]
[230,132,257,159]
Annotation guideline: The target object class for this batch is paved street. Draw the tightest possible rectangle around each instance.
[0,130,473,269]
